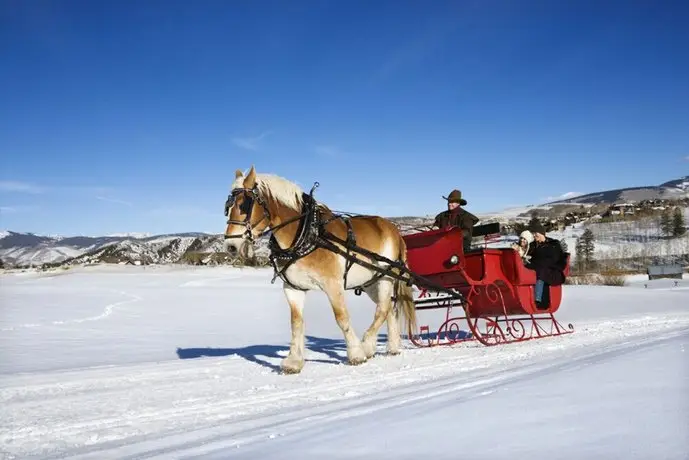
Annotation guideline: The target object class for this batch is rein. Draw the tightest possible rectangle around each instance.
[223,179,461,299]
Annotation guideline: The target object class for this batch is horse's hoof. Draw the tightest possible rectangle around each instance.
[347,356,367,366]
[347,346,368,366]
[362,341,377,359]
[281,367,302,375]
[386,349,401,356]
[280,358,304,374]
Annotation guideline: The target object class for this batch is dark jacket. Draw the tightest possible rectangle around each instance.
[525,237,567,286]
[434,208,479,252]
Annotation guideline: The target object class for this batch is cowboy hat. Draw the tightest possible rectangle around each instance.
[442,189,467,205]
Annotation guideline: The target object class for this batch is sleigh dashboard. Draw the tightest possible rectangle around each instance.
[403,227,465,278]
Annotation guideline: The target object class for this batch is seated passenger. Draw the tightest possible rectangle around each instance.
[523,222,567,308]
[433,189,479,253]
[511,230,534,263]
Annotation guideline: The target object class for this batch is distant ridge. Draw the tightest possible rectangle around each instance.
[543,175,689,205]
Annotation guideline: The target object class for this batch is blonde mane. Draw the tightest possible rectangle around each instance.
[233,172,305,212]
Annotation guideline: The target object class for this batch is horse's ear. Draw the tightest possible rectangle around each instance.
[235,169,243,179]
[244,165,256,188]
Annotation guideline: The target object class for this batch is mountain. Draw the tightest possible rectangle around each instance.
[543,175,689,205]
[0,231,230,268]
[2,175,687,269]
[475,175,689,224]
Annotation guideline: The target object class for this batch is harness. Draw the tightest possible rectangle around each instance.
[224,182,397,292]
[267,190,323,290]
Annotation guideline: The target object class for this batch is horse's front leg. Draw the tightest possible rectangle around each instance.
[324,282,367,365]
[281,286,306,374]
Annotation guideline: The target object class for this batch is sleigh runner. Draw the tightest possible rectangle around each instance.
[223,166,574,374]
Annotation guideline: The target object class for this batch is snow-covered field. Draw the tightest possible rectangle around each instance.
[549,212,689,261]
[1,265,688,459]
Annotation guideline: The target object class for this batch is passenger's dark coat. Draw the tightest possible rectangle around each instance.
[524,237,567,286]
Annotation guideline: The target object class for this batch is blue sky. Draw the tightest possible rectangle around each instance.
[1,0,688,236]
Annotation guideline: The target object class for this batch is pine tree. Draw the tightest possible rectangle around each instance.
[660,209,672,236]
[527,215,541,231]
[576,228,595,272]
[574,236,586,273]
[672,207,686,237]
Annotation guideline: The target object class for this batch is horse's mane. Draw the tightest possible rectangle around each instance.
[234,172,330,213]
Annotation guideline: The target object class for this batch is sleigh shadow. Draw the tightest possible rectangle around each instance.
[176,334,389,373]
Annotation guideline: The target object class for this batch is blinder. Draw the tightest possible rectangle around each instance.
[223,185,270,241]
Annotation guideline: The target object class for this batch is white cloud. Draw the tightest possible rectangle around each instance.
[372,17,457,83]
[0,181,117,197]
[96,195,132,206]
[0,205,38,214]
[314,145,342,158]
[0,180,43,193]
[231,131,272,151]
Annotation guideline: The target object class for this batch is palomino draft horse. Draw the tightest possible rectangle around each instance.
[223,165,417,374]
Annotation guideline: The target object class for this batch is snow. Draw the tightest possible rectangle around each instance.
[530,213,689,262]
[1,265,688,459]
[477,204,554,223]
[0,244,85,266]
[105,232,152,238]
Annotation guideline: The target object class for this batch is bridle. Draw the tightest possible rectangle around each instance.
[224,184,271,243]
[223,182,320,244]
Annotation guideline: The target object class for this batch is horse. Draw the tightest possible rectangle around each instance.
[223,165,417,374]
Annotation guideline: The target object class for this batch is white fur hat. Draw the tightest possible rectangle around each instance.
[520,230,534,243]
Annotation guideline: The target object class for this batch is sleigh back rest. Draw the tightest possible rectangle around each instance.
[500,248,536,285]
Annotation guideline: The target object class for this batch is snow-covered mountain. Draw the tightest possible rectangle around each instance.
[0,231,229,268]
[475,175,689,224]
[544,175,689,205]
[2,175,687,268]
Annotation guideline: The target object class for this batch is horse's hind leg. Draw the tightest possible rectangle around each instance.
[361,278,395,359]
[386,290,401,356]
[281,286,306,374]
[324,282,367,365]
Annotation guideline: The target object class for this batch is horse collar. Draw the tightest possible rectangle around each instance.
[268,192,323,288]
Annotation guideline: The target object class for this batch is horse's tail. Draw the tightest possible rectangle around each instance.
[393,236,417,339]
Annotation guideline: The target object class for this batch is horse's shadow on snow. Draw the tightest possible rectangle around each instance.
[176,334,389,373]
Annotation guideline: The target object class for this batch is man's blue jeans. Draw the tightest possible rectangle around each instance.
[535,279,545,303]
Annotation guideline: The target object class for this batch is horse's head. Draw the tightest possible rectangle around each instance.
[223,165,271,259]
